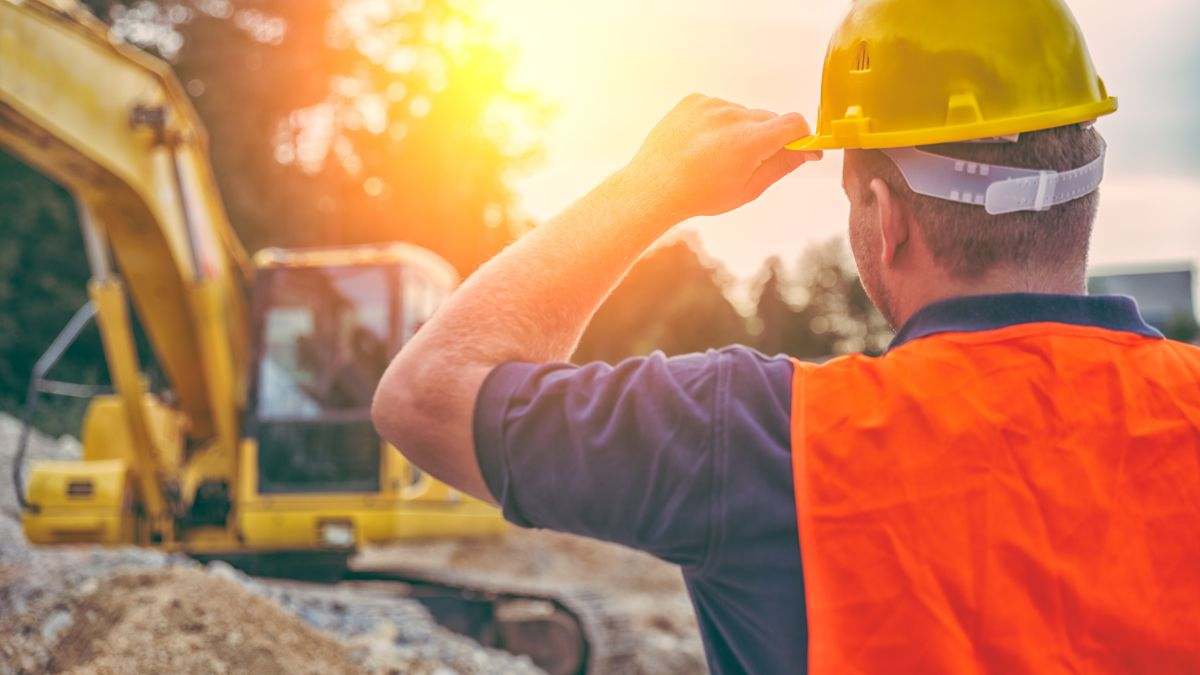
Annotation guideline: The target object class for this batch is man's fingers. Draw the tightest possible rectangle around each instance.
[633,96,819,219]
[749,112,815,154]
[743,147,813,201]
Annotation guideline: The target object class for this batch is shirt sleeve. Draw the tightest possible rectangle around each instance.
[472,347,794,569]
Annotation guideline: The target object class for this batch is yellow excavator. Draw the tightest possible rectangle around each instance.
[2,1,631,672]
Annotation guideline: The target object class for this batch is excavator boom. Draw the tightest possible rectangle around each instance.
[1,0,248,443]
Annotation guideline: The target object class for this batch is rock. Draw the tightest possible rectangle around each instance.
[78,577,99,596]
[38,608,72,643]
[205,559,244,582]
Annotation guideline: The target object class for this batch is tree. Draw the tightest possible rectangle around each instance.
[752,239,892,359]
[0,153,106,434]
[574,235,752,363]
[751,257,793,356]
[575,236,892,366]
[82,0,546,272]
[794,239,892,356]
[1165,312,1200,344]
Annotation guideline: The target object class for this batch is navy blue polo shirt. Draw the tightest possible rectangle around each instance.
[472,293,1161,674]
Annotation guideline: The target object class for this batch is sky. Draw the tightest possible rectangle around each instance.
[486,0,1200,284]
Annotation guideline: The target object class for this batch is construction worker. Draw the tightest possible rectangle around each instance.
[373,0,1200,671]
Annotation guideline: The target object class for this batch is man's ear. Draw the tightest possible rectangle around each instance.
[869,178,908,267]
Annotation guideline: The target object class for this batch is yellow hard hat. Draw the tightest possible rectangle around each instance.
[788,0,1117,151]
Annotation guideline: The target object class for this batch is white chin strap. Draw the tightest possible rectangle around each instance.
[881,142,1106,215]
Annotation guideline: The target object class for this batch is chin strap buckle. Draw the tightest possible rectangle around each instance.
[1033,170,1058,212]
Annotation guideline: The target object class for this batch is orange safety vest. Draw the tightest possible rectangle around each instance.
[791,322,1200,673]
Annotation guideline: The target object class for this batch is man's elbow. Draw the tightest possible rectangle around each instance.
[371,364,420,450]
[372,351,498,503]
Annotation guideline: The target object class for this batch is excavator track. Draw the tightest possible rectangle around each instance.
[209,549,638,673]
[342,563,639,675]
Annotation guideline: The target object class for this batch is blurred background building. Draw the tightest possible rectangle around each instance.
[1090,263,1199,342]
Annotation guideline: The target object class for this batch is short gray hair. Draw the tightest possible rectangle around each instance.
[847,125,1105,280]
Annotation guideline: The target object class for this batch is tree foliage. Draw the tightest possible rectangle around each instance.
[0,153,106,434]
[751,239,892,359]
[83,0,547,273]
[1165,312,1200,343]
[575,235,749,363]
[789,239,892,357]
[576,236,892,364]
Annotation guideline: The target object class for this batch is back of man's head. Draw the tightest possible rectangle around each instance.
[846,124,1105,282]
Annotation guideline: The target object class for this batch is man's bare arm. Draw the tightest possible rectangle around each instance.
[371,95,818,502]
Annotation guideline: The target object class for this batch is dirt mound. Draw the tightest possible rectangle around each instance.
[1,567,362,675]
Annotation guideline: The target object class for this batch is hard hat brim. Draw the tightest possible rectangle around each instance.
[786,97,1117,151]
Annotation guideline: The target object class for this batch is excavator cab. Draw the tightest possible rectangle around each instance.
[230,244,504,556]
[15,242,504,558]
[251,250,420,496]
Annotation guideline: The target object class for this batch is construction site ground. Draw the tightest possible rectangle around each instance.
[0,414,706,674]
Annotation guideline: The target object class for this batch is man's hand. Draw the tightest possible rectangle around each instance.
[619,94,820,224]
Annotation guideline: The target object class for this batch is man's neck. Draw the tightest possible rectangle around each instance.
[893,268,1087,329]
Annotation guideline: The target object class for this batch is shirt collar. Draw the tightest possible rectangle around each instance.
[889,293,1163,351]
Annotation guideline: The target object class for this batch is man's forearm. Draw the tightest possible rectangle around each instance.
[431,168,677,366]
